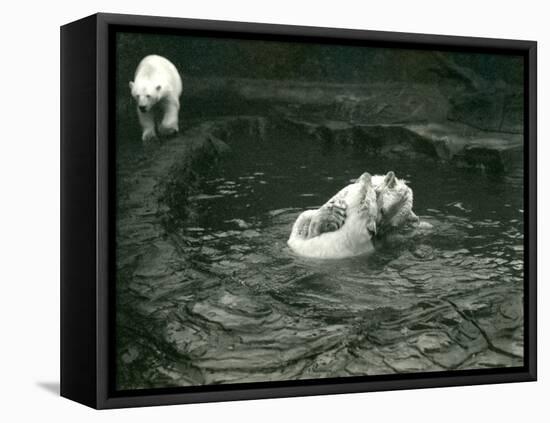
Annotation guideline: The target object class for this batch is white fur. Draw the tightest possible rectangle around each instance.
[288,176,377,259]
[129,55,183,143]
[287,172,416,259]
[374,174,415,228]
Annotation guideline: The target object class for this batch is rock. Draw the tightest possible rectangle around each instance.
[459,349,522,369]
[382,344,441,372]
[241,229,261,238]
[412,244,435,260]
[448,91,523,134]
[207,135,231,154]
[416,332,452,353]
[407,122,523,174]
[121,347,139,364]
[225,218,249,228]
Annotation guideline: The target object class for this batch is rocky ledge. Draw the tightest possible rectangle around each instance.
[177,77,525,175]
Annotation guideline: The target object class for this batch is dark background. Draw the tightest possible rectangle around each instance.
[116,32,523,85]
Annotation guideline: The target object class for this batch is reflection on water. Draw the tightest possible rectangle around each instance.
[116,121,524,390]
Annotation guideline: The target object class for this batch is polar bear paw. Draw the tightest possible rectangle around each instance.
[142,128,158,144]
[159,122,179,138]
[307,199,347,238]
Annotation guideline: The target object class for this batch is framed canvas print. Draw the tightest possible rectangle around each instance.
[60,13,537,409]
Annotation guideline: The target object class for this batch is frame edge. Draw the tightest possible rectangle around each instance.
[60,13,99,409]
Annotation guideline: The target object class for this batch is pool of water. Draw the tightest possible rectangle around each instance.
[115,117,524,389]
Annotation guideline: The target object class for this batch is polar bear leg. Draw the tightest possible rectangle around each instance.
[308,200,347,237]
[159,97,180,137]
[138,109,157,143]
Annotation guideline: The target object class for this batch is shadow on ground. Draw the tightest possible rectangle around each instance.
[36,381,60,396]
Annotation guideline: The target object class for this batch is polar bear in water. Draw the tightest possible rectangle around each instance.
[288,171,418,258]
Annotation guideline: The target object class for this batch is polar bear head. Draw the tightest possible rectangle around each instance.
[375,171,415,230]
[129,80,163,113]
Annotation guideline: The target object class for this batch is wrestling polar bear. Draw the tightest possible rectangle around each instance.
[129,55,183,143]
[288,171,418,258]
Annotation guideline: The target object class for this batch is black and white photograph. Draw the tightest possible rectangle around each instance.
[114,28,528,390]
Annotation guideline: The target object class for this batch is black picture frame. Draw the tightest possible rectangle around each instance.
[60,12,537,409]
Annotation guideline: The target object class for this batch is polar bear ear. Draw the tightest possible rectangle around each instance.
[384,171,396,188]
[129,81,134,91]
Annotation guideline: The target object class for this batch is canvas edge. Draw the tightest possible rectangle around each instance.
[60,14,99,409]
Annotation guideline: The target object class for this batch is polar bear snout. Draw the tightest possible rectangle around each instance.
[136,95,156,112]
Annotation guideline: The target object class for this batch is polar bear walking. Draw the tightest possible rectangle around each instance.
[129,55,183,143]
